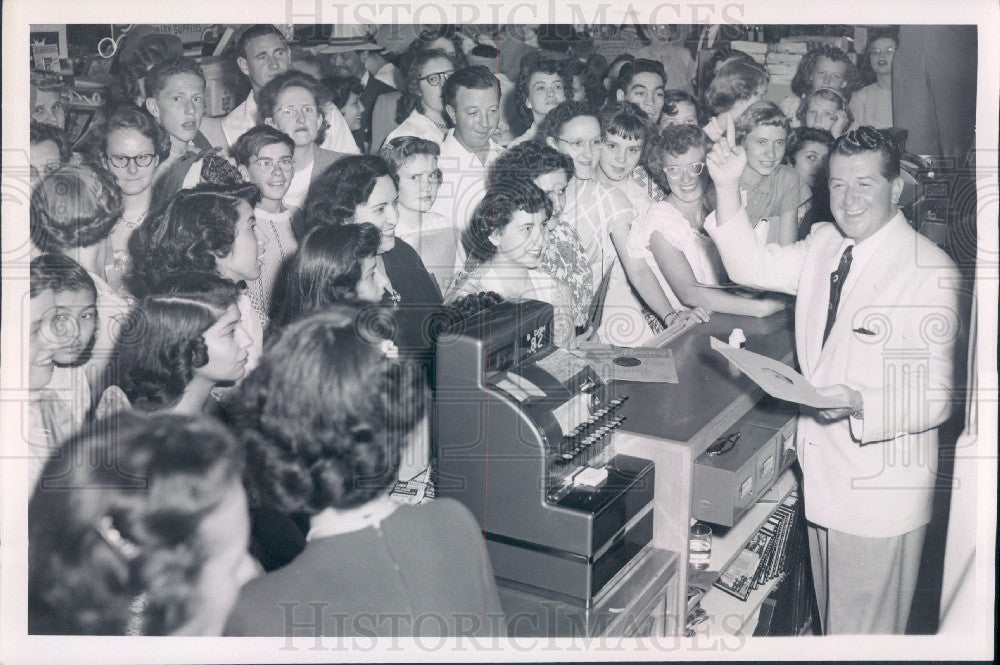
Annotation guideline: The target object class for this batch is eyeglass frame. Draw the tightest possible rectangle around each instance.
[273,104,319,120]
[870,46,896,56]
[555,136,604,152]
[105,153,157,169]
[251,156,295,172]
[662,162,706,178]
[418,69,454,87]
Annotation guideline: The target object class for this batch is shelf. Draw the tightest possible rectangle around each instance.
[689,467,798,636]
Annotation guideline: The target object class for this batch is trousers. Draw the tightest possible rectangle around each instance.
[807,522,926,634]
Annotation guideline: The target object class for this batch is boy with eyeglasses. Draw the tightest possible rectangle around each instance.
[258,70,347,209]
[233,125,298,320]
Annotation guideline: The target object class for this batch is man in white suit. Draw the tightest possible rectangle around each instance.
[704,120,960,634]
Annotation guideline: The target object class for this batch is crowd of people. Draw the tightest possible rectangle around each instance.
[25,22,962,638]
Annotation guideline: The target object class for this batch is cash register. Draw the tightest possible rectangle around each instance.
[433,296,654,606]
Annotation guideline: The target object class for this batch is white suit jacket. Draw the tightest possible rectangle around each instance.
[706,208,960,537]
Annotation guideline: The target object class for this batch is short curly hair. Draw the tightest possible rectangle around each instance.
[94,104,172,164]
[735,101,790,145]
[514,58,564,125]
[127,183,260,297]
[489,140,574,185]
[789,44,862,98]
[227,306,425,515]
[108,273,240,412]
[269,223,382,330]
[647,124,713,197]
[29,410,244,635]
[467,178,553,262]
[662,90,703,126]
[294,155,396,240]
[30,164,123,253]
[536,100,597,144]
[257,70,326,146]
[702,58,769,116]
[231,124,294,168]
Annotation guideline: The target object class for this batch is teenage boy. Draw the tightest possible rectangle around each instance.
[233,125,297,319]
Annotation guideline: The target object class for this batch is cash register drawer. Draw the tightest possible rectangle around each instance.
[692,404,794,527]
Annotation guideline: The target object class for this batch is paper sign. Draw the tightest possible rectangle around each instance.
[709,337,848,409]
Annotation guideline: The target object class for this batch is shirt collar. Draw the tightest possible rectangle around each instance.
[847,209,907,265]
[306,494,399,541]
[360,70,370,88]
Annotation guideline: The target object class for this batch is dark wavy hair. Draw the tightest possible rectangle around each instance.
[489,140,574,185]
[702,58,769,116]
[831,126,900,180]
[127,183,260,297]
[294,155,396,240]
[29,410,244,635]
[614,58,667,97]
[227,306,425,515]
[395,26,467,79]
[784,126,836,166]
[536,100,597,144]
[395,48,457,124]
[30,164,123,253]
[599,100,654,145]
[789,44,862,98]
[514,58,564,125]
[647,123,714,204]
[108,273,240,412]
[735,101,790,144]
[662,90,703,126]
[269,223,382,330]
[92,104,172,165]
[559,58,604,105]
[857,30,898,87]
[231,124,294,168]
[320,75,363,110]
[30,252,97,300]
[30,121,72,162]
[379,136,441,171]
[467,178,553,262]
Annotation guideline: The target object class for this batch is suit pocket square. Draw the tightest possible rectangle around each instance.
[852,327,877,336]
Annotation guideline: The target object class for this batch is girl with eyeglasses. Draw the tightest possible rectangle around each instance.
[93,104,172,297]
[849,32,897,130]
[383,49,457,148]
[634,124,786,317]
[381,136,460,293]
[259,70,348,209]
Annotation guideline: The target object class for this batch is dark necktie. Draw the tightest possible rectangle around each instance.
[822,245,854,346]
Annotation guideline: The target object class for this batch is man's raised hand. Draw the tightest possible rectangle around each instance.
[706,113,747,188]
